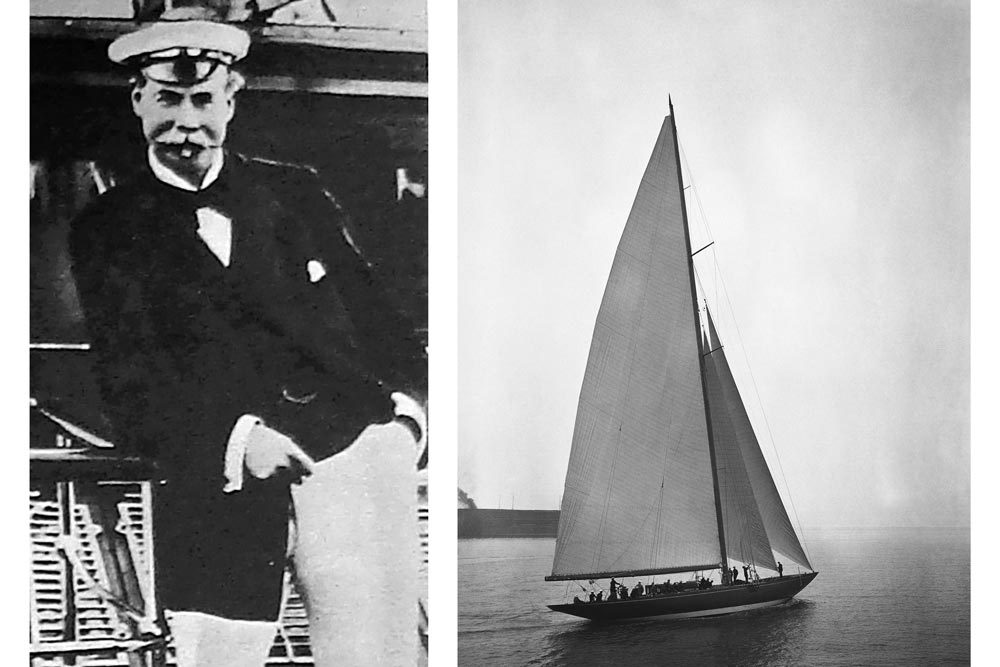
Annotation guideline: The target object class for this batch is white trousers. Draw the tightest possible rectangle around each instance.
[292,420,419,666]
[168,421,419,667]
[168,611,277,667]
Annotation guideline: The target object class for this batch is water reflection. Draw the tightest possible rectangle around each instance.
[459,533,969,666]
[541,599,817,667]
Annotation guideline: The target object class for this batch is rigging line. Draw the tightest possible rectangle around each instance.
[714,258,720,325]
[693,264,715,315]
[727,387,775,566]
[714,266,813,566]
[679,141,721,326]
[680,140,811,566]
[678,141,716,251]
[680,142,725,318]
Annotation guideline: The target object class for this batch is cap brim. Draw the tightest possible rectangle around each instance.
[108,20,250,64]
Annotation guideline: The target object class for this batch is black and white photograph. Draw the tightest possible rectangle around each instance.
[21,0,991,665]
[28,1,428,665]
[458,1,971,665]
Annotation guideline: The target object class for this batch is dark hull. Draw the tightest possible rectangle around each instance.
[549,572,818,621]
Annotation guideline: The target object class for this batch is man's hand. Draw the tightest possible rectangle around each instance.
[244,423,315,483]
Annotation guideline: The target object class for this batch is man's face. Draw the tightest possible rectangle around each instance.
[131,67,235,179]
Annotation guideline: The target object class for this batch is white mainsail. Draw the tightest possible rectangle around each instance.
[703,309,813,571]
[549,116,722,581]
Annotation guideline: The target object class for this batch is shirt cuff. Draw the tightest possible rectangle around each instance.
[223,414,263,493]
[391,391,427,453]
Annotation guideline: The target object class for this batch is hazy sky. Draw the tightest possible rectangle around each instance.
[457,0,969,529]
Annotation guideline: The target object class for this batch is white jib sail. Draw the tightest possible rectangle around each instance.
[703,326,777,571]
[704,309,812,571]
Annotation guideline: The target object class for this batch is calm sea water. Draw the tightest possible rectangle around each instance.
[458,528,969,666]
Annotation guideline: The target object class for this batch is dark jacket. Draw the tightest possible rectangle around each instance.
[69,152,426,620]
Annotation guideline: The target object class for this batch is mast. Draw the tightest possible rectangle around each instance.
[668,97,729,581]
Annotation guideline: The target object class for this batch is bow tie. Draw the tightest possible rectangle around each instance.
[143,169,233,268]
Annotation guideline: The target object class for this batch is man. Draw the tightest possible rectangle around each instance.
[69,10,426,666]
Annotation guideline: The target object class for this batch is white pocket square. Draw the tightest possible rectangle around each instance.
[306,259,327,283]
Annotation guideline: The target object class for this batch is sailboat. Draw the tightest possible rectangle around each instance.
[545,101,817,621]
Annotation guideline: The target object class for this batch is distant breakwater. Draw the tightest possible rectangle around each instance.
[458,508,559,538]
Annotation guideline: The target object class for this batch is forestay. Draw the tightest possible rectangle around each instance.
[703,310,812,571]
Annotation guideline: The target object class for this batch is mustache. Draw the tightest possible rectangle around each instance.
[151,124,221,143]
[153,140,221,161]
[155,140,223,149]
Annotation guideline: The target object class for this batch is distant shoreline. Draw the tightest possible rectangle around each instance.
[457,508,559,538]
